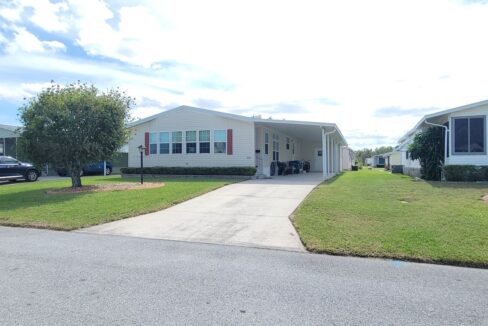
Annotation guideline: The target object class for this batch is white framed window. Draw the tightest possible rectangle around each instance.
[199,130,210,153]
[186,131,197,154]
[264,131,269,155]
[453,116,486,154]
[273,139,279,161]
[286,137,290,150]
[159,132,170,154]
[149,132,158,154]
[172,131,182,154]
[214,130,227,154]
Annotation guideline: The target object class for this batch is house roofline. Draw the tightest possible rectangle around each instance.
[127,105,348,145]
[397,99,488,144]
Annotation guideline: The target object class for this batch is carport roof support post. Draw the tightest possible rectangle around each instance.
[322,128,336,180]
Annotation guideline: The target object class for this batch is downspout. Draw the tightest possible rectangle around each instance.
[424,119,450,181]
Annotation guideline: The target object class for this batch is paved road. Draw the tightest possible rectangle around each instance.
[80,173,324,251]
[1,226,487,325]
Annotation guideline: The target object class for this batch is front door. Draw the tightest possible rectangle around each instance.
[314,148,323,172]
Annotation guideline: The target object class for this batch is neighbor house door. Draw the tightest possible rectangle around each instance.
[255,150,263,175]
[314,148,323,172]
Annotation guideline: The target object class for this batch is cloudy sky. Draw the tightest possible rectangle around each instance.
[1,0,487,149]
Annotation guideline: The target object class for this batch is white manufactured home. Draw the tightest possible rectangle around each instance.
[127,106,348,179]
[395,99,488,176]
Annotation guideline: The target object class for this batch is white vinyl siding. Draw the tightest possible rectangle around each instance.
[128,107,255,168]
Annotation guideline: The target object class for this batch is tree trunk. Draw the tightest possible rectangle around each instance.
[70,172,82,188]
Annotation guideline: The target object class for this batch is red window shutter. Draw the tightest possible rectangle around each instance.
[227,129,233,155]
[144,132,150,156]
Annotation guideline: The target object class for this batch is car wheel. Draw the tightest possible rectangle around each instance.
[25,170,39,182]
[105,168,112,176]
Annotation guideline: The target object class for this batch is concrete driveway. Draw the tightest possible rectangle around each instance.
[80,173,323,251]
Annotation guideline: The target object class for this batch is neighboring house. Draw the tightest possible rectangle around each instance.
[366,155,385,168]
[0,124,20,157]
[365,157,373,166]
[127,106,348,179]
[396,99,488,177]
[383,151,403,173]
[341,147,355,170]
[0,123,128,175]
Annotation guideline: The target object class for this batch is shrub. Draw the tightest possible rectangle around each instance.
[408,127,445,181]
[120,166,257,176]
[443,165,488,182]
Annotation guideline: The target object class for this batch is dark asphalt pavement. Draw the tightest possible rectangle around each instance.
[1,226,487,325]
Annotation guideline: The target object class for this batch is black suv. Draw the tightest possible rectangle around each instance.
[0,156,40,182]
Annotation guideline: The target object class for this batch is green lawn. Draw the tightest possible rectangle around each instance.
[0,176,234,230]
[293,169,488,267]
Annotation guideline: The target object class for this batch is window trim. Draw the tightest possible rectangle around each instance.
[171,131,183,154]
[149,132,158,155]
[185,130,197,154]
[451,115,486,155]
[198,130,211,154]
[213,129,227,154]
[159,132,170,154]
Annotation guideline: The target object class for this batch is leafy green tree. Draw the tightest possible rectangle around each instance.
[18,82,133,187]
[408,127,444,180]
[354,146,393,165]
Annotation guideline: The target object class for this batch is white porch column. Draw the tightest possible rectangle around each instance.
[334,142,339,174]
[339,145,343,172]
[328,136,331,176]
[322,130,328,179]
[332,138,336,175]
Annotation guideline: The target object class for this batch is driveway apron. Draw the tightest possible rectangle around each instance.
[79,173,324,251]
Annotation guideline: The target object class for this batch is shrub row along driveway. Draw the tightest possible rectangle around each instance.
[293,169,488,267]
[80,173,324,251]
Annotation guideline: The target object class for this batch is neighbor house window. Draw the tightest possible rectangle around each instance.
[214,130,227,154]
[172,131,182,154]
[453,116,485,154]
[159,132,170,154]
[286,137,290,150]
[149,132,158,154]
[273,142,279,161]
[199,130,210,153]
[264,132,269,155]
[186,131,197,154]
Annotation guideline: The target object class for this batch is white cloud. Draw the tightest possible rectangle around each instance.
[0,0,70,32]
[5,28,66,54]
[2,0,488,149]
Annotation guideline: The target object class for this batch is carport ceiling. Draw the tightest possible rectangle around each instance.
[255,121,336,142]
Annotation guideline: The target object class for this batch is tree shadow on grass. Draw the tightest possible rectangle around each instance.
[0,187,92,212]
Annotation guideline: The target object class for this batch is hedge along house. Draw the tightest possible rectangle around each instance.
[0,124,20,157]
[127,106,348,179]
[397,99,488,177]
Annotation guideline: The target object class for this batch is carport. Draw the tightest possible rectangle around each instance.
[253,119,348,180]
